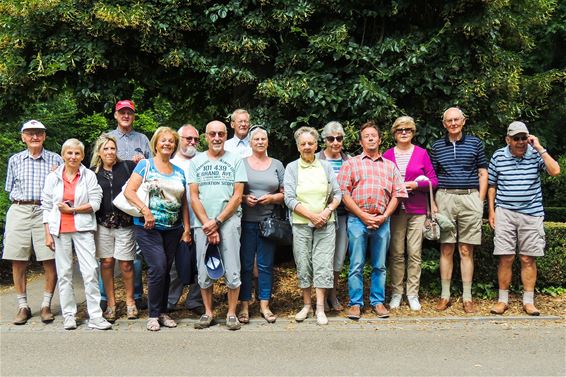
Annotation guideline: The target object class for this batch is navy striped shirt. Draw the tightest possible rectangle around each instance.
[488,145,546,217]
[431,134,487,189]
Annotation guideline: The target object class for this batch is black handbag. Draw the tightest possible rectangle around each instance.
[259,205,293,246]
[423,180,441,241]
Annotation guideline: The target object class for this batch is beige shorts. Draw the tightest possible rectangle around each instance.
[2,204,54,261]
[435,189,483,245]
[95,224,136,260]
[494,207,545,257]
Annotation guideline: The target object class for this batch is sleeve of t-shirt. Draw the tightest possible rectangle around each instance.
[234,157,248,182]
[187,158,197,184]
[133,159,150,177]
[274,159,285,189]
[488,154,498,185]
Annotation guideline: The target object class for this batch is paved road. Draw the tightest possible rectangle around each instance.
[1,317,564,376]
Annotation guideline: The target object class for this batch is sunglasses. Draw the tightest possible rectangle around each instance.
[249,125,268,135]
[180,136,199,143]
[395,128,414,134]
[512,135,528,142]
[326,136,344,143]
[207,131,226,138]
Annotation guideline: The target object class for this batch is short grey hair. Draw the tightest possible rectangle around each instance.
[249,126,268,140]
[61,138,85,157]
[321,121,345,139]
[294,126,319,146]
[442,107,466,121]
[230,109,249,122]
[178,124,198,135]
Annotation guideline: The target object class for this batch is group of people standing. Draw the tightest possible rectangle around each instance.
[3,102,559,331]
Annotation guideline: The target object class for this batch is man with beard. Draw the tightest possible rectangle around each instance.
[167,124,204,314]
[189,120,247,330]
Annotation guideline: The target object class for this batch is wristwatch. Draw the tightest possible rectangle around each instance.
[214,217,223,226]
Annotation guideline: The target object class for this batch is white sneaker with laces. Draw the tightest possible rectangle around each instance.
[389,294,402,309]
[88,317,112,330]
[294,305,313,322]
[407,295,422,311]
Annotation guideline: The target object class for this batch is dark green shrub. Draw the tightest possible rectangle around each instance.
[544,207,566,223]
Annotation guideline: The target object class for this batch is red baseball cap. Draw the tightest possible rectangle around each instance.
[115,100,135,112]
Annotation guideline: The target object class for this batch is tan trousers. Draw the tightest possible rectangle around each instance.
[389,212,426,296]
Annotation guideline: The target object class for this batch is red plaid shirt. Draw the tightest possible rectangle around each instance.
[337,152,407,215]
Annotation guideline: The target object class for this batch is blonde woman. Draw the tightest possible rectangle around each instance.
[124,127,190,331]
[90,134,137,321]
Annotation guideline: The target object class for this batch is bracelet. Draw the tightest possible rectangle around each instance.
[539,149,547,156]
[72,208,77,215]
[138,205,147,214]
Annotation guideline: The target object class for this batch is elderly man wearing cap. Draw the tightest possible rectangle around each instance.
[3,120,63,324]
[106,99,151,310]
[430,107,488,313]
[487,121,560,316]
[188,120,247,330]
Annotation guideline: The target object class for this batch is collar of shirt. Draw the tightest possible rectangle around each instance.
[360,151,383,161]
[22,148,47,161]
[114,128,134,138]
[236,135,250,147]
[444,133,467,145]
[298,157,321,169]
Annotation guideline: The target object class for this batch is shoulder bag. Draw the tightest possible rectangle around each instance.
[423,180,441,241]
[112,160,150,217]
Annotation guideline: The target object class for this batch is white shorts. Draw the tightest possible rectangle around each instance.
[95,224,136,261]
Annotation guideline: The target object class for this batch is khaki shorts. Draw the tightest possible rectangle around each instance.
[494,207,545,257]
[2,204,54,261]
[95,224,136,260]
[435,189,483,245]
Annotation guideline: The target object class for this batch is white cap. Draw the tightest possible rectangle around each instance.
[21,120,46,132]
[507,121,529,136]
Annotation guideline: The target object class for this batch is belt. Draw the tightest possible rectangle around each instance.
[13,200,42,205]
[440,188,478,195]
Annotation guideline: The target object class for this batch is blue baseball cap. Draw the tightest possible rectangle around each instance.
[205,243,224,280]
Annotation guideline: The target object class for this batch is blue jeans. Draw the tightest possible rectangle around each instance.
[239,221,276,301]
[134,226,182,318]
[347,215,390,307]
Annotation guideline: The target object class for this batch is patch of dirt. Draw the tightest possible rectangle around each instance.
[4,260,564,321]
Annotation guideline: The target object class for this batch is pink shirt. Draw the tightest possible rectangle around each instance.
[59,169,79,233]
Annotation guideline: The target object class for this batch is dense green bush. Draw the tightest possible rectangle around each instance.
[420,222,566,293]
[544,207,566,223]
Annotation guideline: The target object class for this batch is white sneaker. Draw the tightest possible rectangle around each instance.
[88,317,112,330]
[294,306,314,322]
[407,295,422,311]
[389,294,403,309]
[63,316,77,330]
[316,311,328,325]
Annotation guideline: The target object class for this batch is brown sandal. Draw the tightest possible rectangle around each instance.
[261,310,277,323]
[237,311,250,324]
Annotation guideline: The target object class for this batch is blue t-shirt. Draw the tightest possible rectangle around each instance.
[133,159,186,229]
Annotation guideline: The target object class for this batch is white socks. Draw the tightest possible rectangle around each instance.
[17,294,28,309]
[42,292,53,309]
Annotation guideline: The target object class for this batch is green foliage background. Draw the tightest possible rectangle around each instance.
[1,0,564,227]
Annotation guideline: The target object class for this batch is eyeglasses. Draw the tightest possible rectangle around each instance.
[23,130,45,137]
[444,117,463,124]
[180,136,199,143]
[512,135,528,142]
[395,128,414,134]
[326,136,344,143]
[207,131,226,138]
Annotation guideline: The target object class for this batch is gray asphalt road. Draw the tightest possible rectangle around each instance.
[1,318,564,376]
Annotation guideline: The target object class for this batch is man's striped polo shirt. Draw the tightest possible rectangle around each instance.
[431,134,488,189]
[488,145,546,217]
